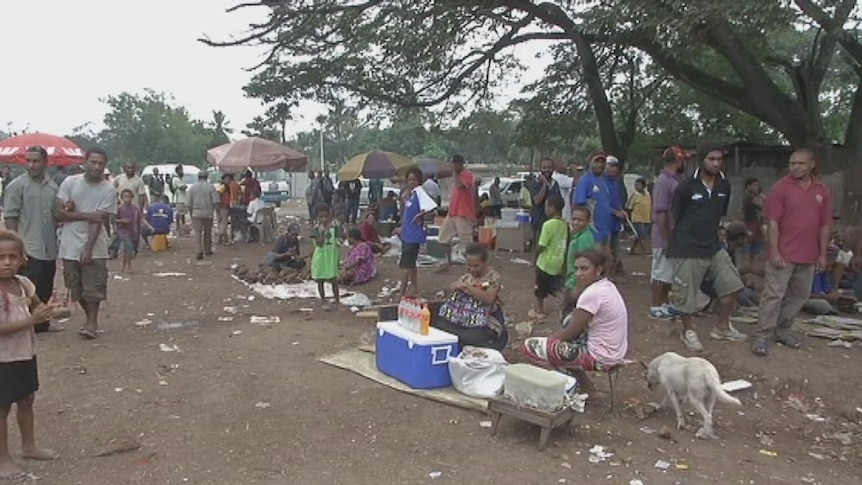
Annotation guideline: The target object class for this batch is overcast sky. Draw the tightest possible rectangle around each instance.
[0,0,547,139]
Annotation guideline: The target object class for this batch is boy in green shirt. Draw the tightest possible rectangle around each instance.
[562,204,598,313]
[530,194,568,319]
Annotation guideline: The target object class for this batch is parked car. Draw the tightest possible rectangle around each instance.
[478,177,526,208]
[258,170,291,207]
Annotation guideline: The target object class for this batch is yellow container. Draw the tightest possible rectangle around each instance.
[152,234,168,252]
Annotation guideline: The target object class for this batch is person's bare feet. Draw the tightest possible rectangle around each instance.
[0,459,22,479]
[21,447,58,461]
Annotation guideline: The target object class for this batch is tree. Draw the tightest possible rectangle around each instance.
[209,110,234,146]
[100,89,213,166]
[203,0,861,168]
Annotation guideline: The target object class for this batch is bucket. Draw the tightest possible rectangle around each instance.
[478,227,495,248]
[152,234,168,252]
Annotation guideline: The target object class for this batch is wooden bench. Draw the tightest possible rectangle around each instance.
[488,398,576,451]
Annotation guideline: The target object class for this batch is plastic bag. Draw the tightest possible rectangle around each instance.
[447,346,508,398]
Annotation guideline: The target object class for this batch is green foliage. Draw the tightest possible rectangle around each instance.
[207,0,862,167]
[98,90,219,167]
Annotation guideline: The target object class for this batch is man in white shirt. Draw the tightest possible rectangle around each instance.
[56,147,117,339]
[552,160,574,222]
[245,187,266,242]
[171,165,189,235]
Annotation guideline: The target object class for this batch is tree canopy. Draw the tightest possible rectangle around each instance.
[203,0,862,167]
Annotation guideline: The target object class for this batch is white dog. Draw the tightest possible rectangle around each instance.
[644,352,741,439]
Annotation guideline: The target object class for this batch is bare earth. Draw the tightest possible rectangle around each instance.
[7,208,862,485]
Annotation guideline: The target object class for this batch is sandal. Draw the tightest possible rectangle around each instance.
[776,333,802,349]
[751,338,768,356]
[78,328,97,340]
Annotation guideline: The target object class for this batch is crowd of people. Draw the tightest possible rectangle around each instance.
[0,140,845,477]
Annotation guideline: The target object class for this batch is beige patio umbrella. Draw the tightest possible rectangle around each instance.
[207,137,308,173]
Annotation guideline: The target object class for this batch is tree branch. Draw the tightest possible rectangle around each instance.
[795,0,862,67]
[846,82,862,156]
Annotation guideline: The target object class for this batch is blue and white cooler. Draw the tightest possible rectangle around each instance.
[376,321,460,389]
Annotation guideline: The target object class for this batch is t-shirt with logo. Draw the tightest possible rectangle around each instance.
[537,217,569,276]
[668,170,731,259]
[401,187,438,244]
[147,203,174,235]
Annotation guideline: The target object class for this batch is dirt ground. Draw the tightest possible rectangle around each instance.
[6,207,862,484]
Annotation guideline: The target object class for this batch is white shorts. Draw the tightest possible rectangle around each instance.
[651,248,674,284]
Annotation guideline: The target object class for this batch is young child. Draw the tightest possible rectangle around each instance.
[311,203,342,311]
[116,189,148,272]
[0,230,59,478]
[563,205,598,313]
[530,194,568,320]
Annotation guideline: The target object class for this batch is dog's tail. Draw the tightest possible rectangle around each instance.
[712,383,742,406]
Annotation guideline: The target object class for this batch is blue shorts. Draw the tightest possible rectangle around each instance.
[633,222,652,239]
[118,236,135,255]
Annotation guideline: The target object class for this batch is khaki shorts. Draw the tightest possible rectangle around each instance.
[651,248,674,284]
[671,250,743,314]
[63,259,108,302]
[175,203,188,215]
[438,216,474,245]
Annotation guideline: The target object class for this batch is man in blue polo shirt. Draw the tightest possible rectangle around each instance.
[574,154,622,254]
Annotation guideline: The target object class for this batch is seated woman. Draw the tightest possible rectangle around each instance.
[340,228,377,286]
[378,191,400,222]
[522,249,628,378]
[359,212,391,255]
[261,223,306,270]
[434,243,508,351]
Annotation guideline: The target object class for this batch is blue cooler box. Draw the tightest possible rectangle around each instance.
[376,321,460,389]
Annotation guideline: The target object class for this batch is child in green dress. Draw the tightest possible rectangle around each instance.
[311,203,342,311]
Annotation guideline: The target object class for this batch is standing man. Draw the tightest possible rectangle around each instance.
[171,165,189,235]
[113,162,147,209]
[56,147,117,339]
[369,177,385,206]
[574,154,616,253]
[4,146,61,333]
[345,178,362,224]
[188,172,218,260]
[148,167,166,201]
[649,146,687,319]
[603,156,628,274]
[305,171,319,224]
[552,160,574,222]
[529,158,562,258]
[752,149,832,356]
[437,154,476,269]
[667,142,746,351]
[240,169,261,206]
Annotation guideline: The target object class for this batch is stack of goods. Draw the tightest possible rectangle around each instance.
[232,263,310,285]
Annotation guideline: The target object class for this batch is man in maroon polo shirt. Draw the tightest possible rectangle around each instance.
[753,148,832,356]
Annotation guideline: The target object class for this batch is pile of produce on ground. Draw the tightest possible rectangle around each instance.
[232,263,310,285]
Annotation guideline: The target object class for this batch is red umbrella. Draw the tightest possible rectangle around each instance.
[0,133,86,167]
